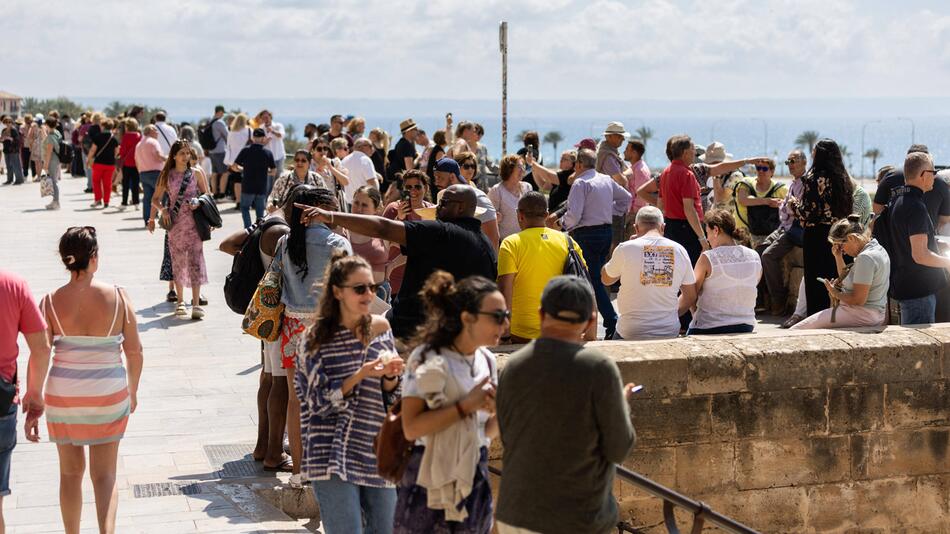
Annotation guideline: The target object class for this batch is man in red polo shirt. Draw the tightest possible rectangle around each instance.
[659,135,708,265]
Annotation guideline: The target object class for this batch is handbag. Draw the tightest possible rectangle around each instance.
[39,174,54,197]
[375,397,414,484]
[158,169,193,231]
[242,250,285,341]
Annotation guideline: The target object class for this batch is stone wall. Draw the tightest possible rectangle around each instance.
[492,325,950,533]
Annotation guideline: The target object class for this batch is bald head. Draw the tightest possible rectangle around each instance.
[437,184,477,220]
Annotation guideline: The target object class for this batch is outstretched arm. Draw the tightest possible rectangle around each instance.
[295,204,407,245]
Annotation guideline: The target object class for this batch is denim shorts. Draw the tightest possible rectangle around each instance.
[0,408,17,496]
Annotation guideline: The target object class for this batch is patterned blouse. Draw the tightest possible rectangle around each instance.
[295,327,398,487]
[795,173,841,228]
[269,170,328,208]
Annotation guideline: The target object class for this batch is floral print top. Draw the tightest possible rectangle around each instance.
[794,173,839,227]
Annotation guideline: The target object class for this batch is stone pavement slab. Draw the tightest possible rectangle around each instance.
[0,174,315,533]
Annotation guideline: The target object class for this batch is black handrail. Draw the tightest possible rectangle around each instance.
[487,464,759,534]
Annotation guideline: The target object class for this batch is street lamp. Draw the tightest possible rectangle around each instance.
[896,117,916,146]
[709,119,725,143]
[861,120,883,180]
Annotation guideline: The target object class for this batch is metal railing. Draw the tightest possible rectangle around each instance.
[487,464,759,534]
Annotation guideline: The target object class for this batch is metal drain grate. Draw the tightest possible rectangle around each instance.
[203,443,266,479]
[132,482,202,498]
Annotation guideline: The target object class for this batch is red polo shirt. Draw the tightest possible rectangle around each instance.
[659,160,703,220]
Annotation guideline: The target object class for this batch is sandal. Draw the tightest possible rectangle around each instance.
[166,290,178,303]
[262,456,294,472]
[175,303,188,317]
[192,306,205,320]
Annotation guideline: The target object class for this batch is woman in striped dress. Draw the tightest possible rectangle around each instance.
[296,253,404,534]
[27,226,144,534]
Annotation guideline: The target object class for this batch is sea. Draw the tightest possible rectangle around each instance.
[75,97,950,180]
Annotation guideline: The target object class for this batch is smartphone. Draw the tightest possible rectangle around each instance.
[630,385,643,394]
[816,277,829,285]
[401,190,411,202]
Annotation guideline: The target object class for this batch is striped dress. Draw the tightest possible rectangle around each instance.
[294,328,397,487]
[43,288,131,446]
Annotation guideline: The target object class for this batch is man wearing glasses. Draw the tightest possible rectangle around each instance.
[295,184,497,340]
[761,150,807,318]
[884,151,950,324]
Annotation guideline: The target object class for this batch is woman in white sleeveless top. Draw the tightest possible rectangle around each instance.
[688,209,762,335]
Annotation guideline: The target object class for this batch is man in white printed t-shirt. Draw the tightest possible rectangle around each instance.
[602,206,697,340]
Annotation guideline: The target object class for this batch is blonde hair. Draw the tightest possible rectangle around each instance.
[125,118,140,132]
[230,113,248,132]
[330,137,348,152]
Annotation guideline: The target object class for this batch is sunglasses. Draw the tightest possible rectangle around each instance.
[476,309,511,325]
[341,283,381,295]
[404,184,424,191]
[461,164,477,170]
[784,159,798,165]
[314,146,330,152]
[294,158,309,163]
[755,166,771,172]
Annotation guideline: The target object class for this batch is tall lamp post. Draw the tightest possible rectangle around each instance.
[499,21,508,156]
[896,117,916,146]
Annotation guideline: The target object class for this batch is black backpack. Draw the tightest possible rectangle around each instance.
[563,236,592,286]
[223,217,288,314]
[735,181,784,236]
[198,118,219,151]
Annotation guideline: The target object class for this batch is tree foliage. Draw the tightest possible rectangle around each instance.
[795,130,820,153]
[543,130,563,157]
[21,96,90,118]
[634,126,654,147]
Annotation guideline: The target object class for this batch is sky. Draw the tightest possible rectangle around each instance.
[6,0,950,102]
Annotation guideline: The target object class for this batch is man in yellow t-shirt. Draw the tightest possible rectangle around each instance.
[733,159,787,247]
[497,192,595,342]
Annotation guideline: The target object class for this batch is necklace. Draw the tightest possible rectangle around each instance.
[452,344,477,377]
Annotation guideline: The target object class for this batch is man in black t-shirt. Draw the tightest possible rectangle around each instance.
[387,118,418,190]
[231,128,277,228]
[885,152,950,325]
[294,184,497,339]
[873,144,950,229]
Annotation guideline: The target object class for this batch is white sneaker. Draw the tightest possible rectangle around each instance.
[46,201,60,210]
[133,203,140,211]
[288,474,303,489]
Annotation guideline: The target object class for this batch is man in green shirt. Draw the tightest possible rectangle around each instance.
[496,276,637,534]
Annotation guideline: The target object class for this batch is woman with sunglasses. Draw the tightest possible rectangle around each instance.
[349,186,394,302]
[296,253,404,533]
[147,141,211,320]
[269,149,327,210]
[271,186,352,488]
[454,151,479,185]
[733,158,787,249]
[791,214,889,329]
[395,272,507,534]
[28,226,144,534]
[311,140,350,211]
[382,170,435,296]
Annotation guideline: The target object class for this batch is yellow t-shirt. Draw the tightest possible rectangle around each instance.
[497,228,587,339]
[733,178,787,232]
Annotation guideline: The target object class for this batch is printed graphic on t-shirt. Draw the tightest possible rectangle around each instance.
[641,245,675,286]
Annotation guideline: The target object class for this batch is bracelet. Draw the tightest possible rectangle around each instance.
[329,212,334,224]
[455,402,467,419]
[382,374,398,381]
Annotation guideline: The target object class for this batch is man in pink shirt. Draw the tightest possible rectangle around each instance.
[0,270,51,525]
[135,125,168,227]
[624,138,652,240]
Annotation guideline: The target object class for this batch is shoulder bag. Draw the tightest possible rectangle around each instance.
[158,169,193,231]
[242,244,285,341]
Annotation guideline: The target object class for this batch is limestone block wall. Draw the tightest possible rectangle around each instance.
[492,326,950,533]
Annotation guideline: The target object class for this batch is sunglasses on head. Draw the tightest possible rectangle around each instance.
[341,283,381,295]
[68,225,97,236]
[476,309,511,325]
[461,164,477,170]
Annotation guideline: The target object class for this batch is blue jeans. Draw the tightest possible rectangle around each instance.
[311,475,396,534]
[899,294,937,325]
[571,224,617,336]
[241,192,266,229]
[4,153,23,183]
[687,323,755,336]
[0,408,16,496]
[140,170,160,224]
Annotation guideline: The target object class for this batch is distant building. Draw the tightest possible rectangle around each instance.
[0,91,22,117]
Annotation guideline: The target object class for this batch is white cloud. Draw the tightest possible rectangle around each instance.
[5,0,950,100]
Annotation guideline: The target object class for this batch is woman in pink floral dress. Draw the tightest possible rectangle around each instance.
[147,140,210,320]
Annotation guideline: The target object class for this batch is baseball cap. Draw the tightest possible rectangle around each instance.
[574,138,597,151]
[434,158,464,183]
[252,127,266,138]
[540,276,594,324]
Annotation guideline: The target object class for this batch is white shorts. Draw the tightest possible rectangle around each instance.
[262,340,286,377]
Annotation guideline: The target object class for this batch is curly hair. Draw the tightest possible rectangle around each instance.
[413,271,499,352]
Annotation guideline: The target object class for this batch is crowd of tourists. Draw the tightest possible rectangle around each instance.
[3,103,950,533]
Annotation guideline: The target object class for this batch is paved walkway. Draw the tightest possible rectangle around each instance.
[1,173,315,532]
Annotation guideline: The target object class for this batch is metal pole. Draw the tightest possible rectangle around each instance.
[499,21,508,156]
[897,117,916,146]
